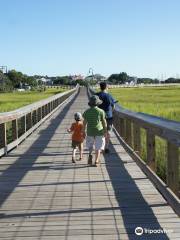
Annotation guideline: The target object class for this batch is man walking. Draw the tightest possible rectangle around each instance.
[97,82,116,153]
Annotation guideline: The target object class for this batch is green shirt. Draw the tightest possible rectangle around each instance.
[83,106,106,136]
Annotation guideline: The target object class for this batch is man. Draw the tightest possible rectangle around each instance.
[97,82,116,153]
[83,95,107,166]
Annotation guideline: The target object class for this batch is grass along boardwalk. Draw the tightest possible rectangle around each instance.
[0,87,69,112]
[0,87,179,239]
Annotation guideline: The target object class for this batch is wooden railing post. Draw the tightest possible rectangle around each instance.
[0,123,7,150]
[50,101,52,111]
[42,106,45,118]
[26,112,32,130]
[167,142,179,195]
[133,123,141,155]
[125,119,132,147]
[21,116,26,135]
[113,112,120,134]
[45,104,48,115]
[120,118,125,138]
[38,108,42,122]
[12,119,18,141]
[48,103,51,113]
[146,131,156,171]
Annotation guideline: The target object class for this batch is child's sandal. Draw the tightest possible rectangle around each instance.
[88,154,93,165]
[94,161,100,167]
[72,158,76,163]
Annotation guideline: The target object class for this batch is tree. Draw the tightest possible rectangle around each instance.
[108,72,129,84]
[7,70,24,88]
[7,70,37,88]
[53,76,71,85]
[119,72,128,84]
[137,78,154,84]
[165,78,180,83]
[0,71,13,92]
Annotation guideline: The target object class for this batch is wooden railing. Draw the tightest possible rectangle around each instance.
[113,105,180,196]
[0,86,78,157]
[88,87,180,199]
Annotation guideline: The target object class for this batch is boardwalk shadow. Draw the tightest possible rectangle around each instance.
[0,92,78,207]
[102,141,170,240]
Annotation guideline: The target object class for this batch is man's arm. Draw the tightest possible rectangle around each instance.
[102,118,107,132]
[101,112,108,137]
[110,95,116,111]
[82,119,87,135]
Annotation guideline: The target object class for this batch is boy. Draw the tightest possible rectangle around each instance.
[83,95,107,167]
[96,82,116,153]
[67,112,85,163]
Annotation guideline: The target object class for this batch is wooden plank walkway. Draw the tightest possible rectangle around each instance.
[0,87,179,240]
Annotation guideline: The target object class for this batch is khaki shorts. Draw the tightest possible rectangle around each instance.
[72,141,83,149]
[86,136,105,151]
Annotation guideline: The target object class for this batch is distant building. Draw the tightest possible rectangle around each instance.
[85,74,106,82]
[94,74,106,82]
[36,77,53,85]
[70,74,84,81]
[127,76,138,85]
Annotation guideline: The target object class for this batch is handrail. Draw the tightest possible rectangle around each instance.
[0,88,75,123]
[0,86,78,156]
[88,86,180,198]
[114,104,180,147]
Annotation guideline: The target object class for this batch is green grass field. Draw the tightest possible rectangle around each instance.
[109,86,180,122]
[109,86,180,182]
[0,88,65,112]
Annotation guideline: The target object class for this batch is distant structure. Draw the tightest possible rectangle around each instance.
[70,74,84,81]
[36,77,53,85]
[0,66,8,73]
[85,68,106,82]
[127,76,138,85]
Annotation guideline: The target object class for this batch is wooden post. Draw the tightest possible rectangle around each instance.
[120,118,125,138]
[51,102,53,112]
[0,123,6,149]
[45,104,48,115]
[32,110,36,125]
[146,130,156,171]
[113,112,119,134]
[133,123,141,155]
[36,110,38,123]
[27,112,32,130]
[21,116,26,135]
[38,108,42,122]
[42,106,45,118]
[48,103,51,113]
[12,119,18,141]
[167,142,179,196]
[125,119,132,147]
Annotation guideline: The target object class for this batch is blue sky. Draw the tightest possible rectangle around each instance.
[0,0,180,78]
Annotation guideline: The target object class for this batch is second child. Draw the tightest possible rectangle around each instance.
[67,112,85,163]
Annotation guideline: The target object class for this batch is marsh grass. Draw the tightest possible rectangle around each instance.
[109,86,180,182]
[109,86,180,121]
[2,87,66,145]
[0,88,65,112]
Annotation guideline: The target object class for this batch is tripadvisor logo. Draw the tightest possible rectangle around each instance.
[135,227,143,235]
[135,226,173,235]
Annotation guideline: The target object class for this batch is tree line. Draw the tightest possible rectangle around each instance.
[107,72,180,84]
[0,70,80,92]
[1,69,180,92]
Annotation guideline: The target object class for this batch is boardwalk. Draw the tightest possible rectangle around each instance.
[0,87,179,240]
